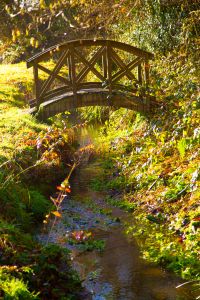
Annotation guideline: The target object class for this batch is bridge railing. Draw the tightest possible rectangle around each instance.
[27,39,154,109]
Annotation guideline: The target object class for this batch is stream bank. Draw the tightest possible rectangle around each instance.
[38,158,194,300]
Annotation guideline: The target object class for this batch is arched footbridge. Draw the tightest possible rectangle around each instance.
[27,39,156,119]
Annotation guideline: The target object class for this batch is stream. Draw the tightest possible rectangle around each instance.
[38,125,194,300]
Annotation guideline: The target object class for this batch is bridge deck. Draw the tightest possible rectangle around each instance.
[31,88,156,120]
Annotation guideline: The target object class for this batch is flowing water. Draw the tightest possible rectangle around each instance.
[38,124,194,300]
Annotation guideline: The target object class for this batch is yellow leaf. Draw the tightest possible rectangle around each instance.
[16,29,21,37]
[52,211,62,217]
[30,37,35,47]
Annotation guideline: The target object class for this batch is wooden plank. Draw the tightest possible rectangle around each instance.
[43,85,71,100]
[37,64,71,86]
[77,82,103,90]
[40,49,69,98]
[112,57,143,83]
[110,48,135,81]
[74,47,105,83]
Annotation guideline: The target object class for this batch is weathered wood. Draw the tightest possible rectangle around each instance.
[137,63,142,84]
[74,47,105,82]
[40,49,69,98]
[106,43,112,95]
[33,64,40,107]
[27,39,155,118]
[76,46,105,83]
[37,64,71,86]
[144,60,150,85]
[110,48,136,81]
[112,57,143,83]
[68,46,77,99]
[36,88,146,120]
[102,49,107,79]
[27,39,154,68]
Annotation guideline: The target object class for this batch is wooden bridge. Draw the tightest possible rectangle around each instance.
[27,39,155,119]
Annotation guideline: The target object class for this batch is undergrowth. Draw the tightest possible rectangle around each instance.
[88,50,200,281]
[0,63,82,298]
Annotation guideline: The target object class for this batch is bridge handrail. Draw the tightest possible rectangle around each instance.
[26,39,154,68]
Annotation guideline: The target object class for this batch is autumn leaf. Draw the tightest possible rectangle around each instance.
[57,185,65,191]
[52,211,62,217]
[65,187,71,193]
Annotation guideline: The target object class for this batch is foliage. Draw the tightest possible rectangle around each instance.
[78,106,110,123]
[105,196,137,213]
[0,268,39,300]
[1,0,199,62]
[0,0,124,62]
[68,230,105,252]
[93,41,200,280]
[0,63,84,298]
[0,221,82,299]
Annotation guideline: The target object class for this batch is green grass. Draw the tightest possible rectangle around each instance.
[0,63,46,161]
[0,268,39,300]
[0,63,82,299]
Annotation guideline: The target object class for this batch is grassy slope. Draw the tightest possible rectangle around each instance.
[0,63,81,299]
[94,53,200,280]
[0,63,45,160]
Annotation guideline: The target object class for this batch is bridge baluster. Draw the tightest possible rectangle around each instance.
[144,59,150,86]
[102,49,107,79]
[68,46,77,100]
[137,63,142,85]
[144,59,150,111]
[106,43,112,95]
[33,63,40,108]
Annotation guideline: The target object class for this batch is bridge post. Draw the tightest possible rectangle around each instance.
[144,59,150,85]
[106,42,112,95]
[102,50,107,79]
[68,46,77,102]
[137,63,142,84]
[144,59,150,112]
[33,63,40,108]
